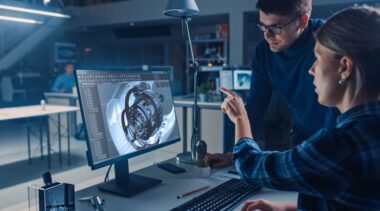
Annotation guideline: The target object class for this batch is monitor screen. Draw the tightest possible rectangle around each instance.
[219,70,234,90]
[233,70,252,90]
[75,70,180,169]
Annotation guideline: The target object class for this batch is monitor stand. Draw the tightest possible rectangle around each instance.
[98,159,161,197]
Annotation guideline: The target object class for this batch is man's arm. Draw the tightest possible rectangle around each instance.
[246,45,273,134]
[52,75,63,93]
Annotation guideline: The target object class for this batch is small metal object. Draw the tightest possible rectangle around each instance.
[42,171,52,186]
[195,140,207,166]
[79,195,105,211]
[40,100,46,110]
[28,172,75,210]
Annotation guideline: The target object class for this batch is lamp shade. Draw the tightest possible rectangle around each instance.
[163,0,200,17]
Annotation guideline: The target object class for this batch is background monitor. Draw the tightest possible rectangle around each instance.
[219,70,234,90]
[75,69,180,197]
[233,70,252,90]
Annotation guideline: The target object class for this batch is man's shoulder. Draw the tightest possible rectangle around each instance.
[254,40,271,58]
[256,40,269,51]
[56,74,65,80]
[56,73,72,81]
[309,18,325,32]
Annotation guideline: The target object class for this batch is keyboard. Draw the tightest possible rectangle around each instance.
[171,178,261,211]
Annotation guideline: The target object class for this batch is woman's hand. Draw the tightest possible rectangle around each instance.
[241,199,296,211]
[220,87,248,124]
[220,87,253,141]
[205,152,233,168]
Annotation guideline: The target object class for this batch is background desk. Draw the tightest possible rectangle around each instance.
[44,92,80,136]
[44,92,78,106]
[76,159,297,210]
[0,105,79,168]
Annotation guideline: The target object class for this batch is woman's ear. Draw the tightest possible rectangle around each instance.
[339,56,354,82]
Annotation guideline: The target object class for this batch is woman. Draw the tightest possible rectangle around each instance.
[221,6,380,210]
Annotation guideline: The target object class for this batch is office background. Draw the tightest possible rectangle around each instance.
[0,0,379,210]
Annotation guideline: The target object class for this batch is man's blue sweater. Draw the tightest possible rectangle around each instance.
[247,19,337,136]
[52,73,76,93]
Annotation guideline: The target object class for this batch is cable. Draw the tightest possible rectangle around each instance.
[104,164,113,182]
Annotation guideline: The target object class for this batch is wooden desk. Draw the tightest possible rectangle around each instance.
[44,92,80,135]
[0,105,79,168]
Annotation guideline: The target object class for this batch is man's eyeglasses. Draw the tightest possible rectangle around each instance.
[256,17,299,35]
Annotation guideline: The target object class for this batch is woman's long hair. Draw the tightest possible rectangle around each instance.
[316,6,380,98]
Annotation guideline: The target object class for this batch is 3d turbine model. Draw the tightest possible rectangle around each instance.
[121,82,164,149]
[106,81,176,155]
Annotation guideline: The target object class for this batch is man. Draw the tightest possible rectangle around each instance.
[207,0,338,167]
[52,62,76,93]
[222,6,380,210]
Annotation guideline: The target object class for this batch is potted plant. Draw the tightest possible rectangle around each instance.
[198,83,212,101]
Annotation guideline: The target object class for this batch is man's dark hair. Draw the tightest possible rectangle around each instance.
[256,0,312,17]
[64,61,75,67]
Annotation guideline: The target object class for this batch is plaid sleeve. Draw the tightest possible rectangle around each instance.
[233,128,354,198]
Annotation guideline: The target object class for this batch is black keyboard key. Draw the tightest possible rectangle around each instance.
[171,178,261,211]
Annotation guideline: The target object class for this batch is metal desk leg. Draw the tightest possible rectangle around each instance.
[58,113,62,165]
[74,112,77,136]
[197,108,201,139]
[67,112,71,165]
[46,116,51,169]
[175,106,195,164]
[39,117,43,159]
[27,118,31,164]
[72,98,78,135]
[182,107,187,153]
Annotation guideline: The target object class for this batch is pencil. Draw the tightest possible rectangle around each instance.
[228,169,238,175]
[176,185,210,199]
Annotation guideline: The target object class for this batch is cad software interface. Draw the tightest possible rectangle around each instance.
[76,70,180,165]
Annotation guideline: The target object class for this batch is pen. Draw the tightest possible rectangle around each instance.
[228,170,238,175]
[79,196,94,201]
[176,185,210,199]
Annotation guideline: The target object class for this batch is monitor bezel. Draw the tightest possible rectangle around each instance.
[75,69,181,170]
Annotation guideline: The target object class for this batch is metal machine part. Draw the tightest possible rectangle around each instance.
[106,81,177,155]
[121,82,164,150]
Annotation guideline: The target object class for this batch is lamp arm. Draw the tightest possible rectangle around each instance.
[184,17,196,65]
[184,17,200,160]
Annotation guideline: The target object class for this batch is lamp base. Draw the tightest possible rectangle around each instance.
[176,152,196,164]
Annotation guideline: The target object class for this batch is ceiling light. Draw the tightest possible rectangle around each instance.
[0,4,70,18]
[0,15,43,24]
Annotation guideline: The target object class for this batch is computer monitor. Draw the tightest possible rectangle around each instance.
[219,70,234,90]
[75,69,180,197]
[233,70,252,90]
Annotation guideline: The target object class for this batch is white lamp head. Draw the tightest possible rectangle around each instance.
[163,0,200,18]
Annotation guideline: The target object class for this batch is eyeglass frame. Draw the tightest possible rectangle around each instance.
[256,16,301,35]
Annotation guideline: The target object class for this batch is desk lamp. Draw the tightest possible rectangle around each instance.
[163,0,200,163]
